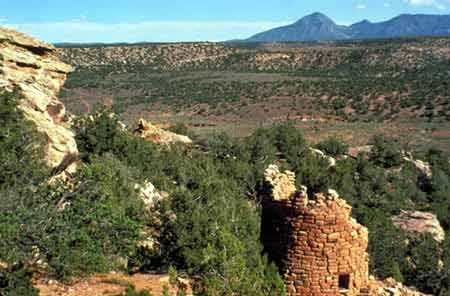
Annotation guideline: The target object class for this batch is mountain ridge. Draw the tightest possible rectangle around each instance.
[246,12,450,42]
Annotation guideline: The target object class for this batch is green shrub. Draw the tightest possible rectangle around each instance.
[407,235,443,294]
[431,168,450,194]
[41,154,148,280]
[156,154,285,295]
[361,210,408,281]
[0,264,38,296]
[274,123,308,164]
[1,154,149,281]
[73,106,125,156]
[316,137,349,157]
[369,135,403,168]
[117,285,153,296]
[293,151,332,194]
[167,123,189,136]
[0,90,46,295]
[0,90,49,190]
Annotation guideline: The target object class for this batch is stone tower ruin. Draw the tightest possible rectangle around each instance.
[262,165,369,296]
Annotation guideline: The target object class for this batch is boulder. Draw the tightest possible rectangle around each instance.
[309,147,336,166]
[348,145,373,158]
[367,277,432,296]
[133,118,192,145]
[135,180,164,209]
[134,180,169,257]
[0,27,78,177]
[392,210,445,242]
[403,154,432,178]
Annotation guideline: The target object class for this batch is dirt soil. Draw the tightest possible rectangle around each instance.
[35,273,192,296]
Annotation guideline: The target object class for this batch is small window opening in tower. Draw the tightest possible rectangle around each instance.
[339,274,350,290]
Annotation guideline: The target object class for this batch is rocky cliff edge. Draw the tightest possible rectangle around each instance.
[0,27,78,175]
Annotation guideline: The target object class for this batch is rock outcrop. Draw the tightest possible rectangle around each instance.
[367,277,432,296]
[133,118,192,145]
[348,145,373,158]
[392,210,445,242]
[0,27,78,175]
[403,154,432,179]
[309,147,337,167]
[135,180,164,210]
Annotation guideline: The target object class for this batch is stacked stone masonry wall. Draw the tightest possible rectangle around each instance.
[262,188,369,296]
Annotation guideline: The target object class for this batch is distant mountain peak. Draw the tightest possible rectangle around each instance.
[245,12,450,42]
[308,12,330,18]
[351,19,372,28]
[360,19,372,24]
[295,12,335,25]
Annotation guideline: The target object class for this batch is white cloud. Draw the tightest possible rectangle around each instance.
[356,4,367,9]
[405,0,435,5]
[384,3,392,7]
[3,20,291,43]
[0,18,7,23]
[404,0,447,9]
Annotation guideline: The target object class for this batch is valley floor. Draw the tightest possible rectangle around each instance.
[142,111,450,153]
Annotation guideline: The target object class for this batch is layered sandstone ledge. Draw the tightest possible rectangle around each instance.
[392,210,445,243]
[133,118,192,145]
[0,27,78,173]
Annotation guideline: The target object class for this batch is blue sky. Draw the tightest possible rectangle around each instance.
[1,0,449,43]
